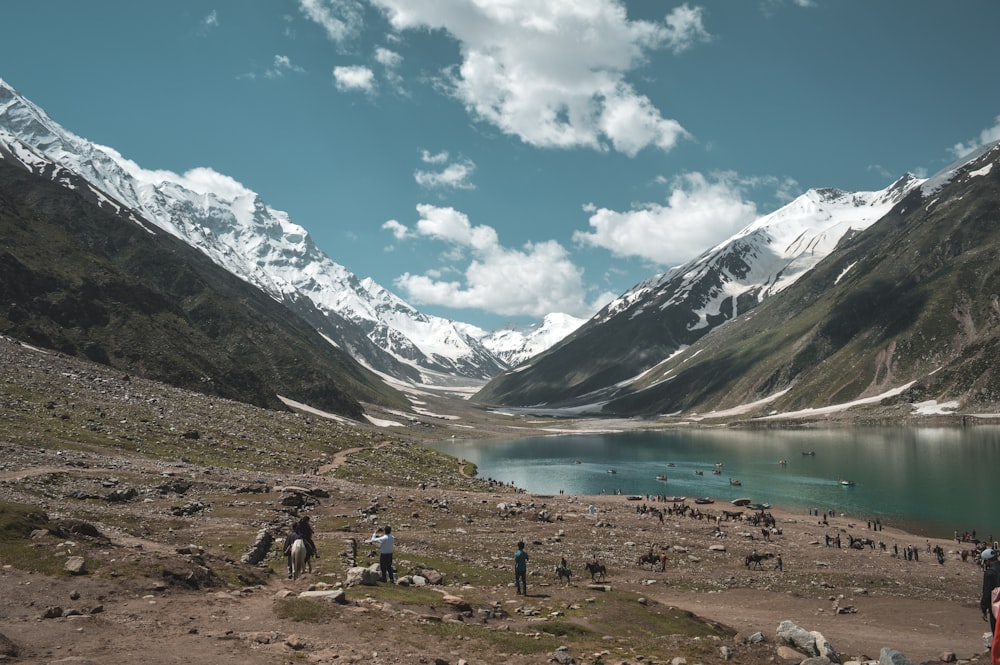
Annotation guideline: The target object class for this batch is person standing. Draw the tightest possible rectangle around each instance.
[514,540,529,595]
[370,526,396,583]
[981,548,1000,634]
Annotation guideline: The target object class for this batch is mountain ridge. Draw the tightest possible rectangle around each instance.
[0,143,403,416]
[477,142,1000,419]
[0,79,569,388]
[474,171,924,411]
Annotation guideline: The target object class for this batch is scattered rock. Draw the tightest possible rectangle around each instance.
[441,594,472,613]
[299,589,347,604]
[878,648,912,665]
[0,631,19,657]
[64,556,87,575]
[345,565,381,587]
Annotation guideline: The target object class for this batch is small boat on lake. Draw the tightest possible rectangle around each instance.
[731,498,752,507]
[694,469,704,476]
[712,469,722,475]
[607,469,616,474]
[656,474,669,481]
[802,451,816,456]
[729,478,742,486]
[839,479,856,486]
[665,496,686,502]
[747,502,771,511]
[694,497,715,504]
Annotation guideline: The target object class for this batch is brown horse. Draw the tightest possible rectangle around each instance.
[638,551,667,571]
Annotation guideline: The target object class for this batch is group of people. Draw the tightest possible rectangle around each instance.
[281,516,397,583]
[280,507,1000,662]
[281,516,531,596]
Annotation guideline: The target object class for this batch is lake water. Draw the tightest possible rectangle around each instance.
[429,427,1000,539]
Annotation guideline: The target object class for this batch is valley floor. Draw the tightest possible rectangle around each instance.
[0,337,996,664]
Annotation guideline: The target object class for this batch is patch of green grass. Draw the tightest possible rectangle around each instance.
[585,590,734,641]
[421,621,563,655]
[0,501,67,574]
[274,598,339,622]
[0,501,48,541]
[397,552,508,587]
[355,583,443,606]
[0,541,66,575]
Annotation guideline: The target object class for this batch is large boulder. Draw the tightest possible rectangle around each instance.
[776,620,840,663]
[345,565,381,587]
[64,556,87,575]
[299,589,347,604]
[879,648,912,665]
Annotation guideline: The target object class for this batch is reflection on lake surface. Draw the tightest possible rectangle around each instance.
[429,427,1000,539]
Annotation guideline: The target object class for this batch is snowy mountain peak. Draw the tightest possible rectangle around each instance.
[475,313,587,367]
[0,79,520,387]
[597,172,924,329]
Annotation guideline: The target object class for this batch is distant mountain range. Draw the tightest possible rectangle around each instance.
[0,79,582,391]
[477,142,1000,419]
[4,77,997,422]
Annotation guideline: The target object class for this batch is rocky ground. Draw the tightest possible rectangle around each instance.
[0,335,996,665]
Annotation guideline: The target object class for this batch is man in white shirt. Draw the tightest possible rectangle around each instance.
[369,525,396,583]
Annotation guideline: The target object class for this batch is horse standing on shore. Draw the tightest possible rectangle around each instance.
[290,538,311,580]
[555,564,572,584]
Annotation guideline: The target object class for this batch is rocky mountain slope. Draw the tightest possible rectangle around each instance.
[0,79,519,387]
[479,143,1000,419]
[0,143,405,417]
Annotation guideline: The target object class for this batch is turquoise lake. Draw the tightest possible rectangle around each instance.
[429,426,1000,539]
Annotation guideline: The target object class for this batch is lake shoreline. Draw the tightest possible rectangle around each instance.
[429,425,1000,542]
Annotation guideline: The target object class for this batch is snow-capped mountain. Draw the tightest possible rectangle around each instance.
[476,172,924,409]
[601,174,922,328]
[472,313,587,368]
[0,79,518,386]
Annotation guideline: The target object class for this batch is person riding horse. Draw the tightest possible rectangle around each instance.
[744,550,774,569]
[585,556,607,581]
[555,556,572,583]
[638,550,667,571]
[295,515,318,559]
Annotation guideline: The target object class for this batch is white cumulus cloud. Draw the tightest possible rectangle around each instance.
[333,65,375,92]
[415,152,476,190]
[369,0,707,156]
[661,3,711,54]
[951,114,1000,159]
[298,0,364,45]
[386,204,605,317]
[574,172,759,266]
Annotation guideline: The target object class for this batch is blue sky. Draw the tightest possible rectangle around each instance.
[3,1,999,330]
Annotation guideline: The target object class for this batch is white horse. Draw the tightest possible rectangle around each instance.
[290,538,311,580]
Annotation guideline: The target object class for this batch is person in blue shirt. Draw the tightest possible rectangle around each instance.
[369,526,396,583]
[514,540,529,595]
